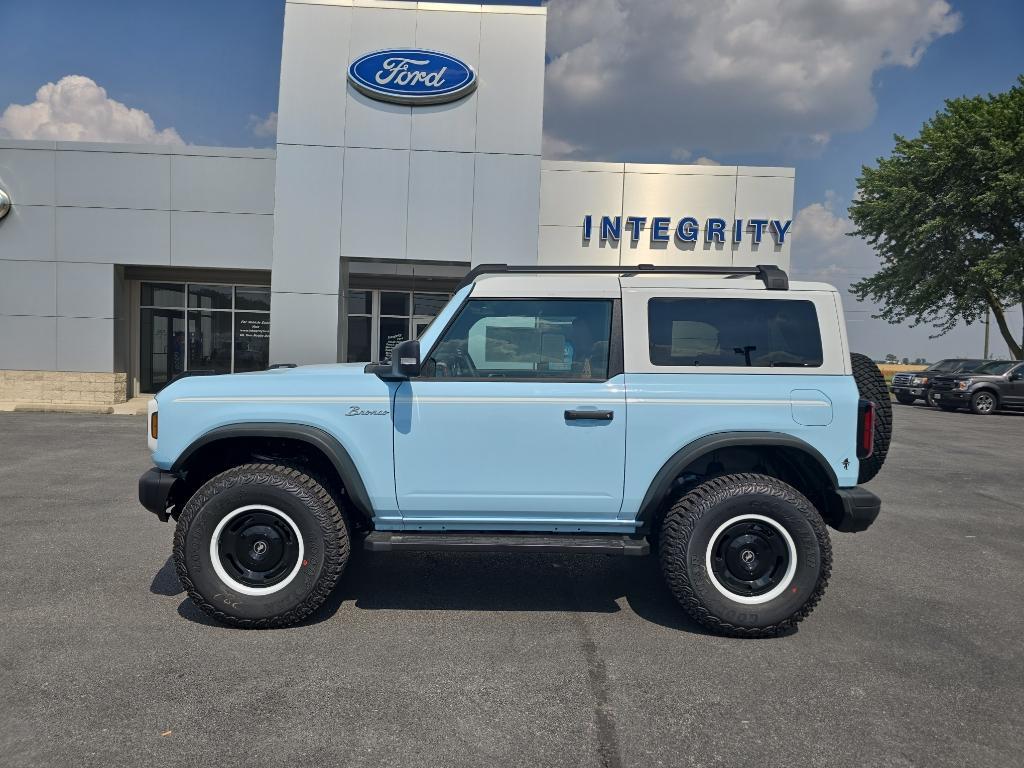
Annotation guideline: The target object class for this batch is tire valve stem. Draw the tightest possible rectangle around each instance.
[302,559,309,567]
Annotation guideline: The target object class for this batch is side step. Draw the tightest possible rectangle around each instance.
[364,531,650,557]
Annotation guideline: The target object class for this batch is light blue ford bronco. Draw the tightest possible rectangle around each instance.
[139,264,891,637]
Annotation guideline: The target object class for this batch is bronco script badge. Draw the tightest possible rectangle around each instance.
[347,49,477,106]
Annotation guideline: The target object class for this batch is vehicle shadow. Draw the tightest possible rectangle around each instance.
[166,547,791,636]
[301,547,720,635]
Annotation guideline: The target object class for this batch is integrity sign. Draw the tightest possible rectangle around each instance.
[583,215,793,245]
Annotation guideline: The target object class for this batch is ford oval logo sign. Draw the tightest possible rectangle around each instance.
[348,49,477,106]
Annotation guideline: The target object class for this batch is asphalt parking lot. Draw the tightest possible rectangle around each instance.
[1,405,1022,768]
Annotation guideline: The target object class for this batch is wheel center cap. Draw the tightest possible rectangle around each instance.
[252,540,269,556]
[740,549,756,566]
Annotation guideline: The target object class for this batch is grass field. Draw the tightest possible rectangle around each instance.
[878,363,927,385]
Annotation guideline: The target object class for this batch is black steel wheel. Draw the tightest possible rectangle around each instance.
[214,506,302,590]
[708,518,794,599]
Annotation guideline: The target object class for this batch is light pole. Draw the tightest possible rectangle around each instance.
[983,307,991,359]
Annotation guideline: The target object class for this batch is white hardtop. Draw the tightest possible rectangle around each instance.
[470,270,837,298]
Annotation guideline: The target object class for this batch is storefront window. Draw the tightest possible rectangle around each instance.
[139,281,271,391]
[345,289,452,364]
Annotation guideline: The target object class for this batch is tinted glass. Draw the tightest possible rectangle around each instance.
[234,313,271,372]
[188,284,233,310]
[414,293,448,316]
[379,317,409,362]
[187,310,232,373]
[428,299,612,380]
[930,359,960,371]
[140,308,185,391]
[975,361,1015,375]
[648,298,822,367]
[141,283,185,308]
[346,290,373,315]
[959,360,987,372]
[347,316,372,362]
[235,286,271,312]
[380,291,410,316]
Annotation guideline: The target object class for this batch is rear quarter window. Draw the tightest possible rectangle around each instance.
[648,297,823,368]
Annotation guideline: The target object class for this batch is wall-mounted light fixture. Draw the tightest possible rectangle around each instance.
[0,188,11,221]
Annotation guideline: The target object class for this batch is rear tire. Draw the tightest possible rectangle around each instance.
[851,353,892,483]
[173,463,350,628]
[970,390,998,415]
[659,473,831,638]
[895,393,915,405]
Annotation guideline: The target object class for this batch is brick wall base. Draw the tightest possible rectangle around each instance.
[0,371,128,405]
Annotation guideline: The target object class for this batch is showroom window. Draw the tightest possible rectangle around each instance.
[345,290,451,364]
[139,282,271,392]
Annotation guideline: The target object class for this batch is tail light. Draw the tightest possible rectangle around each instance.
[857,399,875,459]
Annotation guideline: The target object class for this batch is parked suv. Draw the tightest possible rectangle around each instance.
[929,359,1024,414]
[891,358,988,406]
[139,264,891,638]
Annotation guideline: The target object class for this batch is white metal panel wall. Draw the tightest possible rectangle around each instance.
[538,162,794,271]
[271,0,548,364]
[0,140,276,373]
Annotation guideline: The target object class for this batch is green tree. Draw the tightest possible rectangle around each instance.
[849,76,1024,359]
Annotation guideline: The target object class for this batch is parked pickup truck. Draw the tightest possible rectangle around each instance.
[139,264,891,638]
[891,358,988,406]
[929,359,1024,414]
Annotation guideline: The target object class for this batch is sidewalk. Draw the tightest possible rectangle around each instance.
[0,396,150,416]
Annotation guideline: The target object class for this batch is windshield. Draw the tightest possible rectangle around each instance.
[929,359,962,371]
[973,361,1015,375]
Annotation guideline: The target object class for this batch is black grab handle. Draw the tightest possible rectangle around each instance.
[564,410,614,421]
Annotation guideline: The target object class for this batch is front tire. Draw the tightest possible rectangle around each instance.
[895,393,916,405]
[173,463,350,628]
[660,474,831,638]
[970,390,998,415]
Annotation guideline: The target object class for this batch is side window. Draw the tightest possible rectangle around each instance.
[425,299,613,380]
[648,298,823,368]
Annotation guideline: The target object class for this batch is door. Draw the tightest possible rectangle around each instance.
[1007,364,1024,405]
[393,297,626,524]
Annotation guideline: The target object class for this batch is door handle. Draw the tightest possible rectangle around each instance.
[564,410,614,421]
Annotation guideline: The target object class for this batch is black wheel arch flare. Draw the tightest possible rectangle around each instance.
[636,431,840,527]
[170,423,375,522]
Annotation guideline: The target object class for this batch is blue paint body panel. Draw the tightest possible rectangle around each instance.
[392,376,626,527]
[619,374,860,522]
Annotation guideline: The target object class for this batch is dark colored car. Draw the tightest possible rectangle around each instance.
[890,359,988,406]
[929,360,1024,415]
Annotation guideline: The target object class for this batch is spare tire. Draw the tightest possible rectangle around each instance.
[851,353,892,483]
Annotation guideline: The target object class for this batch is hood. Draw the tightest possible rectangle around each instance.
[154,361,381,406]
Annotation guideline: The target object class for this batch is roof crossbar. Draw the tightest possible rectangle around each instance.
[455,263,789,291]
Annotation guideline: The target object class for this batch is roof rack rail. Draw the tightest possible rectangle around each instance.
[454,263,789,291]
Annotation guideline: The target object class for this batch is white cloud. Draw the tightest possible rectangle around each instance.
[790,193,1017,360]
[543,0,961,160]
[0,75,183,144]
[247,111,277,139]
[694,156,720,166]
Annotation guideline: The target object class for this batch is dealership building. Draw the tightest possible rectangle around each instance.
[0,0,794,404]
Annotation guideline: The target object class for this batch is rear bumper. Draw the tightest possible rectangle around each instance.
[138,467,180,522]
[827,486,881,533]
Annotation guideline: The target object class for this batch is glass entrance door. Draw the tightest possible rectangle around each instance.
[345,289,451,364]
[138,281,271,392]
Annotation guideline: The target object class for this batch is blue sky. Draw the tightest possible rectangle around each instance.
[1,0,1021,358]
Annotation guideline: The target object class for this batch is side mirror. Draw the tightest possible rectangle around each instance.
[390,339,421,379]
